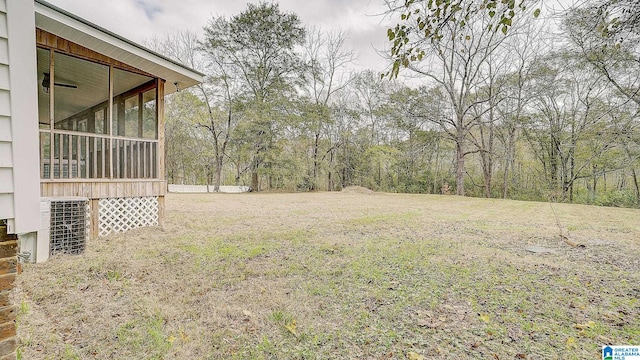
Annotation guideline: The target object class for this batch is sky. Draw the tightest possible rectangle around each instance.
[45,0,396,73]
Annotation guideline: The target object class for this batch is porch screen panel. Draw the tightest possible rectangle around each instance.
[142,89,157,140]
[37,48,50,130]
[112,68,157,179]
[113,68,155,138]
[53,53,109,134]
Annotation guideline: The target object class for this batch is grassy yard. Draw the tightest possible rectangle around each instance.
[16,190,640,359]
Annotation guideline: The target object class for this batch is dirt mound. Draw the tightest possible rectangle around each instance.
[341,186,374,194]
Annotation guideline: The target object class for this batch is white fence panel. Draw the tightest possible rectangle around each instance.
[168,185,250,193]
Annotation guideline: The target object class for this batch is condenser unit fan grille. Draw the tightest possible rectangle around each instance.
[50,199,87,255]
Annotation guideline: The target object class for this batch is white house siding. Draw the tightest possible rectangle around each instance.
[0,0,40,234]
[0,0,13,223]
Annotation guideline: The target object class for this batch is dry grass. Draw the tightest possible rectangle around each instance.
[16,192,640,359]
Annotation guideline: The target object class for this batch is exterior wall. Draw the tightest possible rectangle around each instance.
[0,0,13,225]
[0,0,41,235]
[0,2,36,356]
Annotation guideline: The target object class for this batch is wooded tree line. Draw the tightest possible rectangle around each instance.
[152,1,640,208]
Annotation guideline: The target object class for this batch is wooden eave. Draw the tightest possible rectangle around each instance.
[34,0,204,96]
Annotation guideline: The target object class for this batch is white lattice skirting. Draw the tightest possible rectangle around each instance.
[98,197,159,237]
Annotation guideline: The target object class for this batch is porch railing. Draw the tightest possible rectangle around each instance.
[40,130,158,180]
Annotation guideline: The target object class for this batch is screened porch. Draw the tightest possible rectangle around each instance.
[37,46,161,182]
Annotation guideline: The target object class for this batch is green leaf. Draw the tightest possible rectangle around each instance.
[388,28,396,40]
[501,25,508,34]
[489,10,496,18]
[533,8,540,18]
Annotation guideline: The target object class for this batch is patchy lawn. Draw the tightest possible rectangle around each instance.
[16,191,640,359]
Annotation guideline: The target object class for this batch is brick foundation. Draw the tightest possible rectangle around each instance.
[0,225,16,360]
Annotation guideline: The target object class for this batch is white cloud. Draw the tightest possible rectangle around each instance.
[45,0,394,71]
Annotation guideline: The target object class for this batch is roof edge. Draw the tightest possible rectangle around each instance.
[34,0,205,78]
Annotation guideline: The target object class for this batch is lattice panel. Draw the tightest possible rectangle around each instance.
[98,197,158,237]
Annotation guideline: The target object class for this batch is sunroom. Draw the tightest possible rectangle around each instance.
[33,0,203,241]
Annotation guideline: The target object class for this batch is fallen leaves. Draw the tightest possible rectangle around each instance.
[479,313,491,323]
[565,336,577,348]
[406,351,424,360]
[574,321,595,330]
[284,319,297,337]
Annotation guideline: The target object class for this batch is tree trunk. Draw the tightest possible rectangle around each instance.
[632,168,640,207]
[503,116,518,198]
[235,160,241,186]
[213,155,223,192]
[623,145,639,207]
[433,139,440,194]
[569,132,576,202]
[311,131,320,191]
[481,126,494,198]
[251,159,260,191]
[327,150,334,191]
[483,165,492,198]
[251,171,259,191]
[455,127,465,196]
[591,167,597,202]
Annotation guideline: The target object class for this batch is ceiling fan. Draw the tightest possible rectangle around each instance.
[42,72,77,92]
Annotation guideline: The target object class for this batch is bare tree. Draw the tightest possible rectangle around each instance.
[525,52,617,201]
[146,30,235,192]
[302,28,355,190]
[389,10,514,195]
[565,2,640,106]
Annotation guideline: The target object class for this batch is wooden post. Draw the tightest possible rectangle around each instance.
[157,80,166,229]
[0,225,17,360]
[157,79,165,181]
[90,200,99,240]
[157,196,165,228]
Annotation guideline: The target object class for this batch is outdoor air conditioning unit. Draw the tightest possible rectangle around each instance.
[34,197,89,262]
